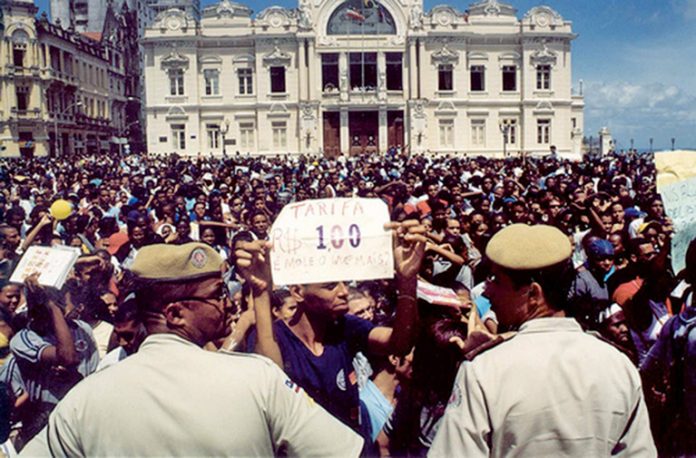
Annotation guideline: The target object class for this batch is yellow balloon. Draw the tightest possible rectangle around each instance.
[50,199,73,221]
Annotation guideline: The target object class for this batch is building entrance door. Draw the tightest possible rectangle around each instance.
[387,110,404,149]
[323,112,340,158]
[349,111,378,156]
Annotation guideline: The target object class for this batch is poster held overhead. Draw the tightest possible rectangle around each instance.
[270,198,394,286]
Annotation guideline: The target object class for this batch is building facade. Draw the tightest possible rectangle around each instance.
[142,0,584,157]
[0,0,139,157]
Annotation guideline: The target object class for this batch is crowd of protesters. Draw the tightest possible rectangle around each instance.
[0,148,693,456]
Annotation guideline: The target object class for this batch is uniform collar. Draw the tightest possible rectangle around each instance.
[140,332,201,350]
[518,317,582,334]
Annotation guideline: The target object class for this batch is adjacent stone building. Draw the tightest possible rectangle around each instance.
[143,0,585,157]
[0,0,140,157]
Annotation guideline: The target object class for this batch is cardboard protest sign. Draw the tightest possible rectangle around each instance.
[10,246,81,289]
[656,150,696,273]
[270,198,394,285]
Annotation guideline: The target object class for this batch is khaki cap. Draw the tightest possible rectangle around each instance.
[130,243,223,282]
[486,224,571,270]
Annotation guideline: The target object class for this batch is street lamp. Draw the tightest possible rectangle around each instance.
[220,119,230,155]
[53,100,83,157]
[499,120,511,158]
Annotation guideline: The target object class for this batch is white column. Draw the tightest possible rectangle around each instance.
[377,51,386,100]
[417,39,425,99]
[340,109,349,153]
[307,39,317,100]
[408,39,417,99]
[298,40,307,100]
[379,108,388,151]
[339,52,348,101]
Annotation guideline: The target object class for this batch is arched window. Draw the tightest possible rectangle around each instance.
[12,30,30,68]
[327,0,396,35]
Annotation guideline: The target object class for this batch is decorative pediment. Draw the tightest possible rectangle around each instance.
[216,0,235,18]
[435,101,457,114]
[257,6,294,28]
[428,6,460,27]
[432,44,459,66]
[155,8,194,33]
[161,51,190,70]
[268,103,290,118]
[199,55,222,66]
[523,6,563,28]
[498,51,520,68]
[534,100,554,113]
[468,51,489,61]
[165,106,187,119]
[233,54,256,65]
[263,46,292,67]
[530,41,557,66]
[201,0,252,19]
[468,0,517,17]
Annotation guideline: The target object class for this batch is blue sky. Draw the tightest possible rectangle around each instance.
[35,0,696,150]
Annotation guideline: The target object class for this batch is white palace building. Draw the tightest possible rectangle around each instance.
[142,0,585,157]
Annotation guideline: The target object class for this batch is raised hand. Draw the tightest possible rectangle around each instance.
[386,220,427,281]
[235,240,273,295]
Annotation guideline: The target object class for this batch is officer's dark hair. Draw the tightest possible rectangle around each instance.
[503,258,575,312]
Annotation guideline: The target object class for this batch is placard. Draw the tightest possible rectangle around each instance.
[417,280,462,308]
[270,198,394,285]
[9,246,81,289]
[656,150,696,273]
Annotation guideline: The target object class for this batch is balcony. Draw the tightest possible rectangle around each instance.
[10,107,41,120]
[5,65,40,78]
[43,68,79,86]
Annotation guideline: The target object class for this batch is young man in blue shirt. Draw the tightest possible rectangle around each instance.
[236,220,425,439]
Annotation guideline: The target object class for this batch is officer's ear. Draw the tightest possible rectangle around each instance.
[527,282,544,307]
[162,301,188,327]
[289,285,306,303]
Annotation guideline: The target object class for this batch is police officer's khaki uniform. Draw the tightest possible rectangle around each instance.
[42,333,363,456]
[429,318,656,457]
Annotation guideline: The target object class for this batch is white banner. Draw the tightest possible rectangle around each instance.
[270,198,394,285]
[656,150,696,273]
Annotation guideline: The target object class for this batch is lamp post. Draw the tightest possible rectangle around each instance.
[220,118,230,155]
[53,100,82,157]
[499,120,511,158]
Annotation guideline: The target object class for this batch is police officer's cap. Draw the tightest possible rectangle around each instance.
[130,243,223,282]
[486,224,571,270]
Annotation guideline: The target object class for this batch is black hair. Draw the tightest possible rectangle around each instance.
[504,258,575,312]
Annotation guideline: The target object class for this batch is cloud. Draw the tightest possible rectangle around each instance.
[583,81,696,147]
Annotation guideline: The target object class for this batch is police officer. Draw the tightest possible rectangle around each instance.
[26,243,363,456]
[429,224,656,457]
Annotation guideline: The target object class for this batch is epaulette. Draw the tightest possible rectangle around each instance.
[464,331,517,361]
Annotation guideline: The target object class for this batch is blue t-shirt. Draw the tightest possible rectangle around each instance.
[249,315,374,433]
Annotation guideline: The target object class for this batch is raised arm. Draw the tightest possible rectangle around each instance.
[25,274,78,367]
[235,240,283,367]
[368,220,426,356]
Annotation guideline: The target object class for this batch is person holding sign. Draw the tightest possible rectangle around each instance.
[236,218,426,442]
